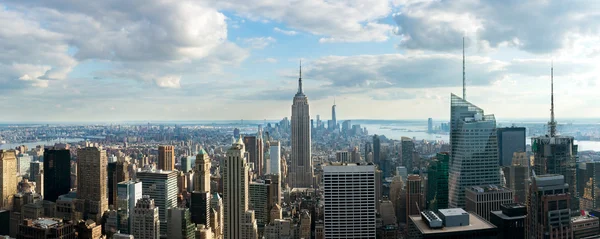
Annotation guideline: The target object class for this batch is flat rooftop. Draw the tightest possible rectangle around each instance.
[410,213,496,234]
[438,208,468,217]
[323,164,375,173]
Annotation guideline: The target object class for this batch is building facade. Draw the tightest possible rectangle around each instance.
[158,145,175,171]
[224,138,257,239]
[116,180,143,234]
[448,94,501,208]
[0,150,17,210]
[324,164,376,238]
[526,175,572,239]
[132,196,160,239]
[266,141,280,175]
[426,152,449,210]
[490,203,527,239]
[136,169,178,236]
[76,147,108,223]
[465,185,513,221]
[290,67,313,188]
[167,207,195,238]
[497,127,526,167]
[407,174,424,223]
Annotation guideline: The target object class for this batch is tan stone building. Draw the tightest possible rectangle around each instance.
[158,145,175,171]
[76,147,108,223]
[0,150,17,210]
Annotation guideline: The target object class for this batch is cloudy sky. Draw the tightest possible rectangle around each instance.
[1,0,599,122]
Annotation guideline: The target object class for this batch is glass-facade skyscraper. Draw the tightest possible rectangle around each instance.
[448,94,501,208]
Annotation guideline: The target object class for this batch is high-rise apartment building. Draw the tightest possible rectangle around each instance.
[497,127,526,167]
[76,147,108,223]
[224,137,257,239]
[0,150,17,210]
[290,64,313,188]
[137,169,178,236]
[465,185,513,221]
[17,153,31,177]
[448,94,500,208]
[158,145,175,171]
[43,147,71,202]
[167,207,195,239]
[117,180,143,234]
[132,196,160,239]
[407,174,424,223]
[323,164,376,238]
[426,152,449,210]
[526,174,572,239]
[266,141,280,175]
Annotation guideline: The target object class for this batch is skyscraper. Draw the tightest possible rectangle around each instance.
[137,169,178,236]
[580,162,600,210]
[0,150,17,210]
[266,141,280,175]
[132,196,160,239]
[426,152,449,210]
[427,118,433,133]
[244,135,263,175]
[526,174,572,239]
[158,145,175,171]
[167,207,195,238]
[331,98,337,132]
[406,174,424,223]
[194,149,211,192]
[224,137,257,239]
[401,137,414,171]
[76,147,109,223]
[373,135,381,166]
[448,94,500,208]
[43,147,71,202]
[465,185,513,221]
[117,180,142,234]
[290,62,312,188]
[324,164,376,239]
[502,152,530,203]
[497,127,526,167]
[531,65,579,215]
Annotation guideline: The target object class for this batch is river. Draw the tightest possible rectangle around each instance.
[0,138,85,150]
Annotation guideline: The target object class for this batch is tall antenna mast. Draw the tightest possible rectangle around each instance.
[549,61,556,137]
[298,59,303,94]
[462,37,466,100]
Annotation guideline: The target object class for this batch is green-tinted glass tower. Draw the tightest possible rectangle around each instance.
[427,152,449,211]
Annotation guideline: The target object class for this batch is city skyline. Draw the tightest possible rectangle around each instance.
[1,1,599,121]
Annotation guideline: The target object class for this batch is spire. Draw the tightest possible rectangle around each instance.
[298,60,303,94]
[549,61,557,137]
[462,37,466,100]
[333,96,336,106]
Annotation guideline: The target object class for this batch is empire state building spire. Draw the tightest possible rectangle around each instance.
[298,60,303,94]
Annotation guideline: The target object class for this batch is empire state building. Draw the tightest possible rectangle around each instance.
[290,63,313,188]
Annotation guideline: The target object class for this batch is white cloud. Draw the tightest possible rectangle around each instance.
[208,0,395,43]
[154,76,181,89]
[242,37,276,49]
[274,27,298,36]
[393,0,600,53]
[2,0,247,89]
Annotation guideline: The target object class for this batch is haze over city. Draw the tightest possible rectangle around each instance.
[1,1,600,122]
